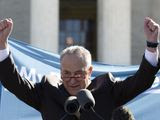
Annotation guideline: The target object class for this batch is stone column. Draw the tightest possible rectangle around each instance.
[131,0,152,64]
[97,0,131,65]
[31,0,59,53]
[0,0,30,43]
[152,0,160,21]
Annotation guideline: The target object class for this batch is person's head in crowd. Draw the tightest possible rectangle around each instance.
[60,46,93,95]
[111,106,135,120]
[65,36,75,46]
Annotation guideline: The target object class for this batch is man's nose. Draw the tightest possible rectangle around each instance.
[69,77,77,84]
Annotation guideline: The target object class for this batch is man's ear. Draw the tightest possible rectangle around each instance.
[88,65,93,75]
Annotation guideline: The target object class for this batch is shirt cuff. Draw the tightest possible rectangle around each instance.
[0,47,9,62]
[145,49,158,67]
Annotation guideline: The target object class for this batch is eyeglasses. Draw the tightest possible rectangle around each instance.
[61,70,88,81]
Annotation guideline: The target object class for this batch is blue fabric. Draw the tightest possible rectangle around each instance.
[0,81,1,106]
[0,38,160,120]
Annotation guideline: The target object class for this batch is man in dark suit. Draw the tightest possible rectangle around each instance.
[0,17,159,120]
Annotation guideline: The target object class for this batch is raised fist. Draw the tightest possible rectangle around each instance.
[144,17,159,43]
[0,18,13,49]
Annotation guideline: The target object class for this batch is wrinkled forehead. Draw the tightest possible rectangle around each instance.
[61,54,87,71]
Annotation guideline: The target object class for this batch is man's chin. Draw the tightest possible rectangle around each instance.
[68,88,80,96]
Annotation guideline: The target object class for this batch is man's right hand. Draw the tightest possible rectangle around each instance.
[0,18,13,50]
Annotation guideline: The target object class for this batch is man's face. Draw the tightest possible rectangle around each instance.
[61,54,92,96]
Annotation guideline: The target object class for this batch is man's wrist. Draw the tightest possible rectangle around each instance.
[146,40,159,53]
[147,47,157,53]
[146,41,159,48]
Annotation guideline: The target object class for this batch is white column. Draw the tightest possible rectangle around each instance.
[97,0,131,65]
[31,0,59,53]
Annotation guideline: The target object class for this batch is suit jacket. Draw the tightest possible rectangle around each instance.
[0,54,159,120]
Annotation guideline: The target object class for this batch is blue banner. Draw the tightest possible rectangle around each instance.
[0,38,160,120]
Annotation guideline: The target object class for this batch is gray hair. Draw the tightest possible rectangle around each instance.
[60,46,92,68]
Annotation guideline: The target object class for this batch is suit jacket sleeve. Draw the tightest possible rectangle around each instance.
[0,53,43,111]
[110,55,160,107]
